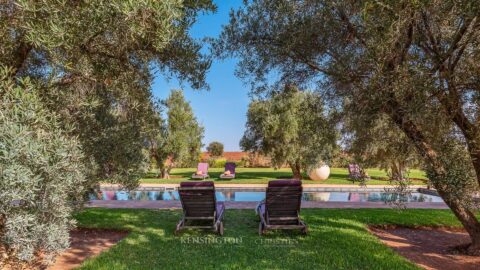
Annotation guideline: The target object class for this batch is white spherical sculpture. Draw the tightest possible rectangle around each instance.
[309,165,331,181]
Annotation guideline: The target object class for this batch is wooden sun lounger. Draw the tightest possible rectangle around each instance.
[191,162,210,180]
[175,181,225,235]
[257,180,307,235]
[220,162,236,179]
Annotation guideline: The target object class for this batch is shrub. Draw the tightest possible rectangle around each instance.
[237,158,247,168]
[207,158,228,168]
[214,158,227,168]
[0,70,88,265]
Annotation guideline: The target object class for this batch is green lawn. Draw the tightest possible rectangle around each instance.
[75,208,459,270]
[140,167,427,185]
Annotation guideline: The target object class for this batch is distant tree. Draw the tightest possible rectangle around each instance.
[150,90,204,178]
[207,141,224,157]
[218,0,480,252]
[241,85,338,179]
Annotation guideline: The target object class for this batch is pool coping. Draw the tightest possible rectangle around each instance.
[86,200,449,210]
[100,183,429,190]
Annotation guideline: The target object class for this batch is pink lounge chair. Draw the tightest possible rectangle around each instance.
[220,162,236,179]
[191,163,209,180]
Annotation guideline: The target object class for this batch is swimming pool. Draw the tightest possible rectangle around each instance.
[90,189,443,203]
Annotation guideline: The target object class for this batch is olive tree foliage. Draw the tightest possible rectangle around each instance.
[1,0,215,188]
[1,0,214,263]
[149,90,204,178]
[241,85,338,179]
[218,0,480,251]
[207,141,224,157]
[344,114,422,181]
[0,69,89,264]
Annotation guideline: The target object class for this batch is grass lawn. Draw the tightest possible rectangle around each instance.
[140,167,427,185]
[74,208,459,270]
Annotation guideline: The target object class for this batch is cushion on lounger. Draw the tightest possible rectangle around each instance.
[268,180,302,187]
[224,170,231,175]
[180,181,214,187]
[196,170,203,175]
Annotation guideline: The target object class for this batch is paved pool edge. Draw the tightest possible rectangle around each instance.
[86,200,448,210]
[100,183,429,189]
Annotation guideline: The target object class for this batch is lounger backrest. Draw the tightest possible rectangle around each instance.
[197,163,209,174]
[225,162,236,174]
[178,181,216,217]
[265,180,302,224]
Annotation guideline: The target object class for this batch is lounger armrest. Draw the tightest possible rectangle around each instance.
[257,202,266,222]
[216,202,225,220]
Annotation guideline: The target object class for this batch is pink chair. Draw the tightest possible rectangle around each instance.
[191,163,210,180]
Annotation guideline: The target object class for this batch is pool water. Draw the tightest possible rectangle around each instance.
[90,190,443,203]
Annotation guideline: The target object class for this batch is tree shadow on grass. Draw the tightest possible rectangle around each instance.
[76,208,422,270]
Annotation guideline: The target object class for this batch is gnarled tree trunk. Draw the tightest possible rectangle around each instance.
[388,103,480,253]
[289,161,303,180]
[389,161,406,181]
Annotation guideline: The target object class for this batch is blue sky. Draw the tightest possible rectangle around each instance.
[152,0,246,151]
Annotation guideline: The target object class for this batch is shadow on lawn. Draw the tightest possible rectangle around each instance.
[143,170,302,181]
[76,208,421,270]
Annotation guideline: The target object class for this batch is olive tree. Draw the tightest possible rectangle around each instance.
[1,0,214,263]
[1,0,215,187]
[218,0,480,252]
[241,85,338,179]
[344,115,422,181]
[150,90,204,178]
[0,69,88,265]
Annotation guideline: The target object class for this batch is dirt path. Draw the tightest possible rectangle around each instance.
[370,226,480,270]
[48,228,128,270]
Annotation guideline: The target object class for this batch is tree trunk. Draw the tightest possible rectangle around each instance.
[436,187,480,253]
[289,161,302,180]
[164,164,174,179]
[156,162,171,179]
[437,88,480,189]
[387,103,480,252]
[390,161,406,181]
[158,167,168,179]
